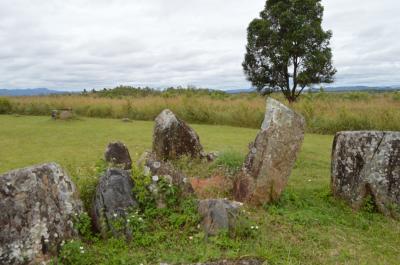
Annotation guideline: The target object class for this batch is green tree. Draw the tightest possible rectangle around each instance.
[242,0,336,102]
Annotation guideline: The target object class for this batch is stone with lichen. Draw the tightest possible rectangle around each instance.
[198,199,243,236]
[0,163,83,265]
[153,109,205,160]
[91,168,138,238]
[331,131,400,217]
[234,98,305,205]
[137,151,194,196]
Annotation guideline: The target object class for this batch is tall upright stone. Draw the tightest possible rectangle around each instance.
[153,109,204,160]
[331,131,400,217]
[0,163,83,265]
[234,98,306,205]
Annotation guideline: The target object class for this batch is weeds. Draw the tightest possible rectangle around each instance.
[4,91,400,134]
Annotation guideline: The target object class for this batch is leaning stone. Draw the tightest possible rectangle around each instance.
[104,141,132,170]
[91,168,138,238]
[0,163,83,265]
[331,131,400,217]
[198,199,243,236]
[234,98,305,205]
[153,109,204,160]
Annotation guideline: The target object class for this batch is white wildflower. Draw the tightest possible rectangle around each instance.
[255,226,259,230]
[113,213,118,218]
[251,226,254,229]
[152,175,159,182]
[79,246,84,250]
[80,250,85,254]
[189,236,193,240]
[153,161,161,169]
[138,217,143,221]
[127,219,130,223]
[143,166,151,176]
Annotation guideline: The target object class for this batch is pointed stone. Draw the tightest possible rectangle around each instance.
[234,98,306,205]
[104,141,132,170]
[153,109,204,160]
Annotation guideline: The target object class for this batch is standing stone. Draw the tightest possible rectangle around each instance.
[198,199,243,236]
[91,168,138,237]
[331,131,400,217]
[234,98,305,205]
[104,141,132,170]
[153,109,204,160]
[0,163,83,265]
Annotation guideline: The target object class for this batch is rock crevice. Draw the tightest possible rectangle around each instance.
[331,131,400,216]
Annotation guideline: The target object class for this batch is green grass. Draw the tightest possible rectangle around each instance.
[1,114,399,265]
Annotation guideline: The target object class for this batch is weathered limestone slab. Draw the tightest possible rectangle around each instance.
[331,131,400,216]
[234,98,306,205]
[0,163,83,265]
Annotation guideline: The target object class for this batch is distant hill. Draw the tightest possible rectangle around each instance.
[323,86,400,92]
[225,86,400,94]
[0,88,69,96]
[225,88,256,94]
[1,86,399,97]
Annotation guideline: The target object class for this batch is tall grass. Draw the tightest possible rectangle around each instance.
[3,91,400,134]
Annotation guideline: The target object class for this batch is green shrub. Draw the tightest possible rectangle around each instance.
[0,97,12,114]
[73,212,95,241]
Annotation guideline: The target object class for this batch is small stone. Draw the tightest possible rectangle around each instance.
[198,199,243,236]
[104,141,132,170]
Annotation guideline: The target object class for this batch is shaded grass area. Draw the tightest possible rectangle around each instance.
[1,91,400,134]
[0,115,399,264]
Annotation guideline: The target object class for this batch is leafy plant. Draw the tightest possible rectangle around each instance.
[73,212,95,241]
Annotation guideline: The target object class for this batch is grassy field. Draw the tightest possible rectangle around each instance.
[2,90,400,134]
[1,115,399,264]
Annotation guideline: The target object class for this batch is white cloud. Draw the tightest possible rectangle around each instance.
[0,0,399,90]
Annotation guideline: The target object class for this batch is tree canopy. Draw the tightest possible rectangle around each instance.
[243,0,336,102]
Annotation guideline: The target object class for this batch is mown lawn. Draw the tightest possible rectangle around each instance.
[0,115,399,265]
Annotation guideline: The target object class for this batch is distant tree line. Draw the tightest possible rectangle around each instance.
[82,85,233,99]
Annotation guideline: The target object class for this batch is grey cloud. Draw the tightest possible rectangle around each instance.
[0,0,399,90]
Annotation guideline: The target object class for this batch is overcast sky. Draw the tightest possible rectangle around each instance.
[1,0,399,90]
